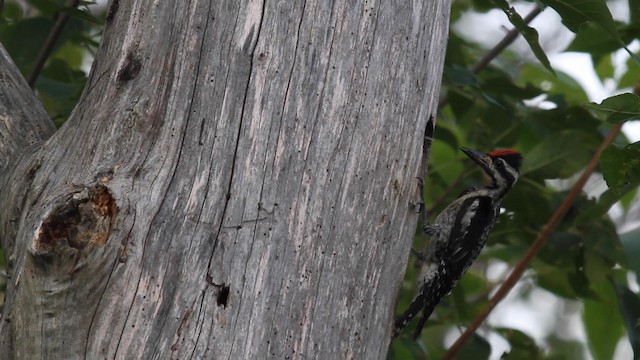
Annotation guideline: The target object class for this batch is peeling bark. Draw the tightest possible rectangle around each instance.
[0,0,450,358]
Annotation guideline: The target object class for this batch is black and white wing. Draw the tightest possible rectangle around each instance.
[410,195,496,338]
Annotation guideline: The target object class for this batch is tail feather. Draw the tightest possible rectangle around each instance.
[412,306,431,339]
[393,270,444,338]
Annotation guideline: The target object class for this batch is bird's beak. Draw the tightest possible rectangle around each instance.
[460,147,492,174]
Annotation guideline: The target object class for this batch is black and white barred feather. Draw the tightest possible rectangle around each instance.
[394,148,522,339]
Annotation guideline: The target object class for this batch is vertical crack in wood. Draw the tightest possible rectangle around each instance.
[105,0,119,24]
[205,0,266,305]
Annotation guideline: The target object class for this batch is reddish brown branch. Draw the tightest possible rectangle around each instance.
[440,122,623,360]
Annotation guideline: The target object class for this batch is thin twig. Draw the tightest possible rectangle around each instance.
[469,6,543,75]
[438,6,544,110]
[440,122,623,360]
[27,0,81,88]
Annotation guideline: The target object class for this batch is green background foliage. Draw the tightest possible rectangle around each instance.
[0,0,101,126]
[391,0,640,359]
[0,0,639,359]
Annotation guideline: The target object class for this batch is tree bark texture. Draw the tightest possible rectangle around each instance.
[0,0,450,359]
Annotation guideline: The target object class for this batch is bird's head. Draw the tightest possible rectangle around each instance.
[460,147,523,190]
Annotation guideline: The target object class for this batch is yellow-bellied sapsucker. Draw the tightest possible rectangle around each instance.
[394,147,523,339]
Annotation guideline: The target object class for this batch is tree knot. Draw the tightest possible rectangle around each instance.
[33,184,118,255]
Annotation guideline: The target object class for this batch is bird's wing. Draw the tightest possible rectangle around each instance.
[441,195,495,279]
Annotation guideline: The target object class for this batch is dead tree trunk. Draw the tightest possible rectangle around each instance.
[0,1,450,358]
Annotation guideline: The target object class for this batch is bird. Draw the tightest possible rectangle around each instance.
[393,147,523,339]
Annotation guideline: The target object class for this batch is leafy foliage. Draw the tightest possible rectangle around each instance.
[390,0,640,359]
[492,0,555,75]
[0,0,103,126]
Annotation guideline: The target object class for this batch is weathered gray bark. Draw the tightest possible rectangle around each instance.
[0,0,450,359]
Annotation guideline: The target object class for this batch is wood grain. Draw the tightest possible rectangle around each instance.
[0,0,451,358]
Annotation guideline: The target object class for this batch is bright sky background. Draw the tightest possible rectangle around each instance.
[454,1,640,142]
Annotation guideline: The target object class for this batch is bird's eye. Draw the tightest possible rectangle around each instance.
[496,159,505,168]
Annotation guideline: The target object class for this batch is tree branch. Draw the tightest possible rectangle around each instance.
[438,6,543,109]
[441,122,624,360]
[26,0,80,88]
[0,43,55,169]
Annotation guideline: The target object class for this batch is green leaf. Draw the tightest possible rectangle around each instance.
[36,75,84,126]
[386,343,413,360]
[526,106,601,134]
[582,247,616,288]
[432,122,461,151]
[518,65,589,104]
[541,0,615,33]
[541,0,632,55]
[496,328,542,359]
[594,55,614,81]
[535,261,579,299]
[444,32,477,68]
[539,232,581,266]
[501,178,553,232]
[482,72,543,101]
[521,130,600,178]
[0,18,54,73]
[581,216,626,266]
[446,89,476,120]
[388,335,429,360]
[583,282,624,360]
[619,57,640,88]
[28,0,60,15]
[418,324,451,359]
[451,272,489,322]
[451,279,470,321]
[576,183,639,223]
[619,22,640,47]
[614,284,640,358]
[618,185,638,210]
[630,0,640,24]
[586,93,640,123]
[457,333,491,360]
[1,2,24,22]
[471,0,497,12]
[567,21,640,55]
[600,142,640,190]
[50,43,85,71]
[444,66,478,86]
[620,227,640,277]
[546,338,588,359]
[429,142,465,186]
[492,0,555,75]
[59,7,103,25]
[561,232,606,300]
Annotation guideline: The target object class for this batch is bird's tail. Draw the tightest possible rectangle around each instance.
[393,270,445,339]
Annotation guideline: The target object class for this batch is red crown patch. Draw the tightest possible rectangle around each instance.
[488,149,521,157]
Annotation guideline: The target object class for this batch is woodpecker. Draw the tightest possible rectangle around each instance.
[394,147,523,339]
